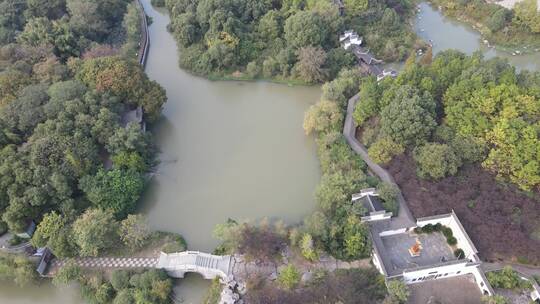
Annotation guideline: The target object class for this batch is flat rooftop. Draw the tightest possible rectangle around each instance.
[379,231,457,275]
[356,195,384,214]
[408,274,483,304]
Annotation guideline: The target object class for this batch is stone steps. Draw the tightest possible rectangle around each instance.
[195,255,219,269]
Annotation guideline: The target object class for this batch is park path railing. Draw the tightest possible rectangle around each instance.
[136,0,150,67]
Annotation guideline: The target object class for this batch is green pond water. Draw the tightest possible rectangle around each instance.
[1,1,539,303]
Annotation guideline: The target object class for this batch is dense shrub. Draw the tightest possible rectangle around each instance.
[454,248,465,259]
[487,266,533,290]
[278,264,301,290]
[0,221,7,236]
[368,137,405,164]
[413,143,461,180]
[302,70,373,261]
[442,226,453,239]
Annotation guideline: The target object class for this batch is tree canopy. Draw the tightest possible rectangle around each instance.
[354,51,540,192]
[0,0,165,262]
[165,0,417,82]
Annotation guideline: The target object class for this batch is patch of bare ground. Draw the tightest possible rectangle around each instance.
[385,154,540,265]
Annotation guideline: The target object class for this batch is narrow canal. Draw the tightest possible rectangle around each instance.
[0,2,539,303]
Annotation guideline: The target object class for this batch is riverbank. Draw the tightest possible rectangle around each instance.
[426,0,540,50]
[206,73,312,87]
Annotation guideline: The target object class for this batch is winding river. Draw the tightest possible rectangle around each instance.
[0,1,539,303]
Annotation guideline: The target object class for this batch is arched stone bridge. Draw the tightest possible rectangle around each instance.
[157,251,232,279]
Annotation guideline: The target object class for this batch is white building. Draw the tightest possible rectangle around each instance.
[368,209,494,296]
[351,188,392,222]
[377,69,398,82]
[340,30,362,50]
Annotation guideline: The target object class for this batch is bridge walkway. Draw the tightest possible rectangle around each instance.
[157,251,232,280]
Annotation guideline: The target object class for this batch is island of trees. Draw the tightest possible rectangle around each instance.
[162,0,421,83]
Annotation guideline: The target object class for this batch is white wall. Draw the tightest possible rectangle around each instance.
[402,261,469,284]
[403,263,492,295]
[361,212,392,222]
[372,250,385,275]
[416,213,479,262]
[378,227,408,237]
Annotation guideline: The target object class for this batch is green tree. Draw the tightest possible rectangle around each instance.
[321,69,362,106]
[31,211,75,258]
[80,169,144,218]
[377,182,399,215]
[367,137,405,164]
[119,214,151,250]
[170,12,199,48]
[111,270,130,291]
[258,10,281,41]
[344,0,368,15]
[486,266,532,290]
[413,143,461,180]
[53,264,82,286]
[315,172,358,212]
[72,208,118,257]
[343,215,370,259]
[25,0,66,19]
[380,86,436,147]
[514,0,540,33]
[284,11,327,49]
[122,2,141,55]
[487,8,510,32]
[295,46,327,83]
[303,211,327,239]
[303,99,342,135]
[482,295,508,304]
[106,123,149,156]
[75,57,166,121]
[278,264,301,290]
[113,290,134,304]
[450,134,486,164]
[0,253,37,287]
[300,233,318,261]
[17,17,53,47]
[353,77,380,125]
[130,269,172,304]
[112,151,148,172]
[387,280,410,303]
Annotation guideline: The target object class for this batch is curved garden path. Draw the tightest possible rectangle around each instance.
[343,93,415,229]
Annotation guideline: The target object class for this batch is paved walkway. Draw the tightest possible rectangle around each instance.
[343,93,415,229]
[483,262,540,278]
[51,257,158,269]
